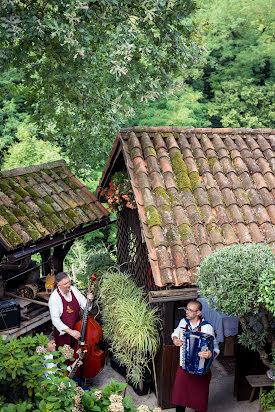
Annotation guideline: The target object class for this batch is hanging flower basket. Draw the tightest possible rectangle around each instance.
[100,171,137,213]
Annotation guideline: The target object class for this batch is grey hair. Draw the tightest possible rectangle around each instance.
[46,335,55,342]
[55,272,69,284]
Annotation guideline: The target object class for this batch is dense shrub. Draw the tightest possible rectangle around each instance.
[197,243,275,369]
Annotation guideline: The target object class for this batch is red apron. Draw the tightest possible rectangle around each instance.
[54,288,80,348]
[171,318,212,412]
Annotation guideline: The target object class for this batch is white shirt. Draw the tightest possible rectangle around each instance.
[171,318,220,356]
[48,286,87,335]
[43,353,72,378]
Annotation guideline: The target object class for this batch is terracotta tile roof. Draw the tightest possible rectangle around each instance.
[98,127,275,288]
[0,160,109,251]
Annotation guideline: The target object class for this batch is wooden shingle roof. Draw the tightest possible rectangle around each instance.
[98,127,275,287]
[0,160,109,251]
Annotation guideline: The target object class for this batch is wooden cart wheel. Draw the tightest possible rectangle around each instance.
[17,283,38,299]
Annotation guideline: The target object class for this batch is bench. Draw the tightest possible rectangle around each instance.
[245,374,273,411]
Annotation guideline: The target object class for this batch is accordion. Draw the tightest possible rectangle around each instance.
[179,327,214,375]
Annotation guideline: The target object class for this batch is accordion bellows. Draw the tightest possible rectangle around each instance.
[180,328,214,375]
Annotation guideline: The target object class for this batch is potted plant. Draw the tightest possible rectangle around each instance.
[99,269,160,395]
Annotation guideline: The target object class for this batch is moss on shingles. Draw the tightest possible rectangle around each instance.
[14,186,29,198]
[195,206,204,222]
[50,214,65,230]
[145,206,163,228]
[21,220,41,241]
[13,207,25,218]
[168,190,177,204]
[0,205,18,225]
[0,224,22,248]
[208,157,217,172]
[44,195,54,204]
[171,151,191,192]
[161,204,171,212]
[24,186,40,200]
[65,209,78,223]
[0,182,10,193]
[18,203,38,220]
[189,171,200,192]
[36,199,55,214]
[148,147,157,157]
[7,178,20,190]
[179,223,191,241]
[11,192,23,204]
[130,147,141,159]
[165,227,179,245]
[57,212,75,230]
[154,187,170,203]
[64,177,79,190]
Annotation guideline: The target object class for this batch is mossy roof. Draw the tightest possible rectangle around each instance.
[0,160,109,251]
[97,127,275,288]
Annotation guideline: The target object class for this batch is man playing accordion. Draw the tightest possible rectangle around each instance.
[171,300,220,412]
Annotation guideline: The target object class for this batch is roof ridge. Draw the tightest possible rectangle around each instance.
[120,126,275,135]
[0,159,67,178]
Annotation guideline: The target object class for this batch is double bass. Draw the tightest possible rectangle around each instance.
[73,274,105,378]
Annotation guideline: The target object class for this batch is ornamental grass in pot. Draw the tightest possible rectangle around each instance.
[99,269,160,394]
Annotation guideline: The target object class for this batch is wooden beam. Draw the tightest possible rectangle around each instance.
[6,292,49,307]
[7,217,115,263]
[148,288,199,303]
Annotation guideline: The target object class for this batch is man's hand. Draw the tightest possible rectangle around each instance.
[70,329,81,340]
[87,293,94,302]
[173,336,183,347]
[72,359,83,369]
[198,347,212,359]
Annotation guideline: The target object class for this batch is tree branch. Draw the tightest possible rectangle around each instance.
[239,315,272,369]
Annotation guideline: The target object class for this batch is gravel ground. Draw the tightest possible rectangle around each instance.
[91,359,260,412]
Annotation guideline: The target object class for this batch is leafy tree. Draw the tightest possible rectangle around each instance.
[0,0,204,172]
[1,124,63,170]
[127,85,210,127]
[195,0,275,127]
[0,69,33,154]
[197,243,275,369]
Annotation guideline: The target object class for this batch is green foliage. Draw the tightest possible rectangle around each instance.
[2,127,63,170]
[129,0,274,129]
[82,379,136,412]
[0,0,203,171]
[197,243,275,368]
[261,386,275,412]
[64,240,115,293]
[196,0,275,127]
[128,86,210,127]
[0,400,34,412]
[33,375,80,412]
[259,266,275,314]
[0,333,48,401]
[99,269,160,386]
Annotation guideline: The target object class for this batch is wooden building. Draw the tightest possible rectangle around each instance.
[97,127,275,408]
[0,160,112,337]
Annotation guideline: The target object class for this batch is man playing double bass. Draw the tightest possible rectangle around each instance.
[48,272,94,348]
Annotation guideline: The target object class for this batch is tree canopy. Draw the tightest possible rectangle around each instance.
[0,0,204,171]
[130,0,275,129]
[197,243,275,368]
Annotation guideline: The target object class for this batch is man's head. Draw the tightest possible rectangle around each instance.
[46,335,56,352]
[56,272,71,294]
[185,300,202,321]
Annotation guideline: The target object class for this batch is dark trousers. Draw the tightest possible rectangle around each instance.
[176,406,199,412]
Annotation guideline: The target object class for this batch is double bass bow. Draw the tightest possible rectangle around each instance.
[73,274,105,379]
